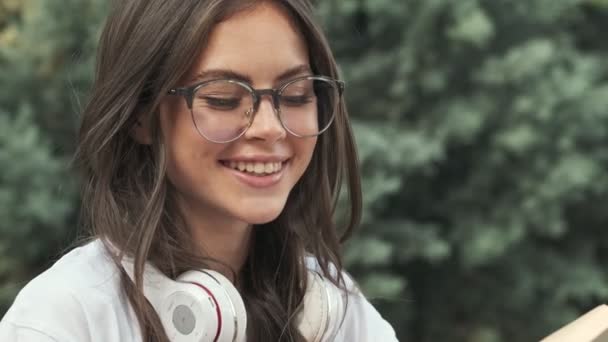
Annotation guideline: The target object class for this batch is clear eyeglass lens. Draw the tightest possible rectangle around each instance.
[279,78,338,137]
[191,80,254,143]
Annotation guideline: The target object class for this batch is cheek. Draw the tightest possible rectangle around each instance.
[294,137,317,174]
[160,99,192,140]
[305,138,317,161]
[159,100,221,189]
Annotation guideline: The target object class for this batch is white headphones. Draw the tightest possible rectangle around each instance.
[121,259,344,342]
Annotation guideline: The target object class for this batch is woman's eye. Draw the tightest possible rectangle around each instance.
[199,96,241,110]
[280,95,314,107]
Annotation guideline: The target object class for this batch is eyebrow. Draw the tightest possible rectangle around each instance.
[190,64,313,85]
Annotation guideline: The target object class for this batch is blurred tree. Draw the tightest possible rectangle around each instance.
[319,0,608,341]
[1,0,105,152]
[0,0,106,312]
[0,107,74,310]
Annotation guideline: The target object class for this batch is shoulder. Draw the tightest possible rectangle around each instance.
[0,239,140,342]
[303,255,399,342]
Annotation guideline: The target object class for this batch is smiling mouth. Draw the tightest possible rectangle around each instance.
[220,160,286,176]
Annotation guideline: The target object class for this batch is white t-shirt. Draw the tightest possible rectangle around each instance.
[0,240,398,341]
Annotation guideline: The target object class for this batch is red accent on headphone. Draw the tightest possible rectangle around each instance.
[188,282,223,342]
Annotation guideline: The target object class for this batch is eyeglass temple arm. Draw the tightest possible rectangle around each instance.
[167,88,190,96]
[337,80,345,95]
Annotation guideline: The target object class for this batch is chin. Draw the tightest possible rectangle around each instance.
[244,210,284,225]
[235,203,285,225]
[233,195,289,225]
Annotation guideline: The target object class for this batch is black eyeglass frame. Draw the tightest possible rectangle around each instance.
[167,75,345,143]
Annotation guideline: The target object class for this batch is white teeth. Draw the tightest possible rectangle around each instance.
[254,163,264,173]
[225,161,284,175]
[264,163,274,173]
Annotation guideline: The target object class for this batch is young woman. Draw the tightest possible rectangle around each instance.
[0,0,398,341]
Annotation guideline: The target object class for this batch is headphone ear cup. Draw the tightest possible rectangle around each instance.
[177,270,247,342]
[297,271,329,342]
[155,281,220,342]
[120,260,217,342]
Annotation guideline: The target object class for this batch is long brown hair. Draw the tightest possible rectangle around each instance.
[73,0,361,341]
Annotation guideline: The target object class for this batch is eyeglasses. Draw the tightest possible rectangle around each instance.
[167,75,345,143]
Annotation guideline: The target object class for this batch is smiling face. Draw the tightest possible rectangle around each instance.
[157,2,317,232]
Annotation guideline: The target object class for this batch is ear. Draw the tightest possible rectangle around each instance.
[131,114,153,145]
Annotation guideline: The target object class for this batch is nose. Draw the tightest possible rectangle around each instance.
[243,94,286,143]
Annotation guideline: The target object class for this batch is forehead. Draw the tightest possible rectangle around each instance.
[190,3,310,85]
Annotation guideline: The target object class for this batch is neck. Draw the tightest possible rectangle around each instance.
[177,198,253,280]
[193,223,253,279]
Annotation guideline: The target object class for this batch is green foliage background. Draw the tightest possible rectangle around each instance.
[2,0,608,341]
